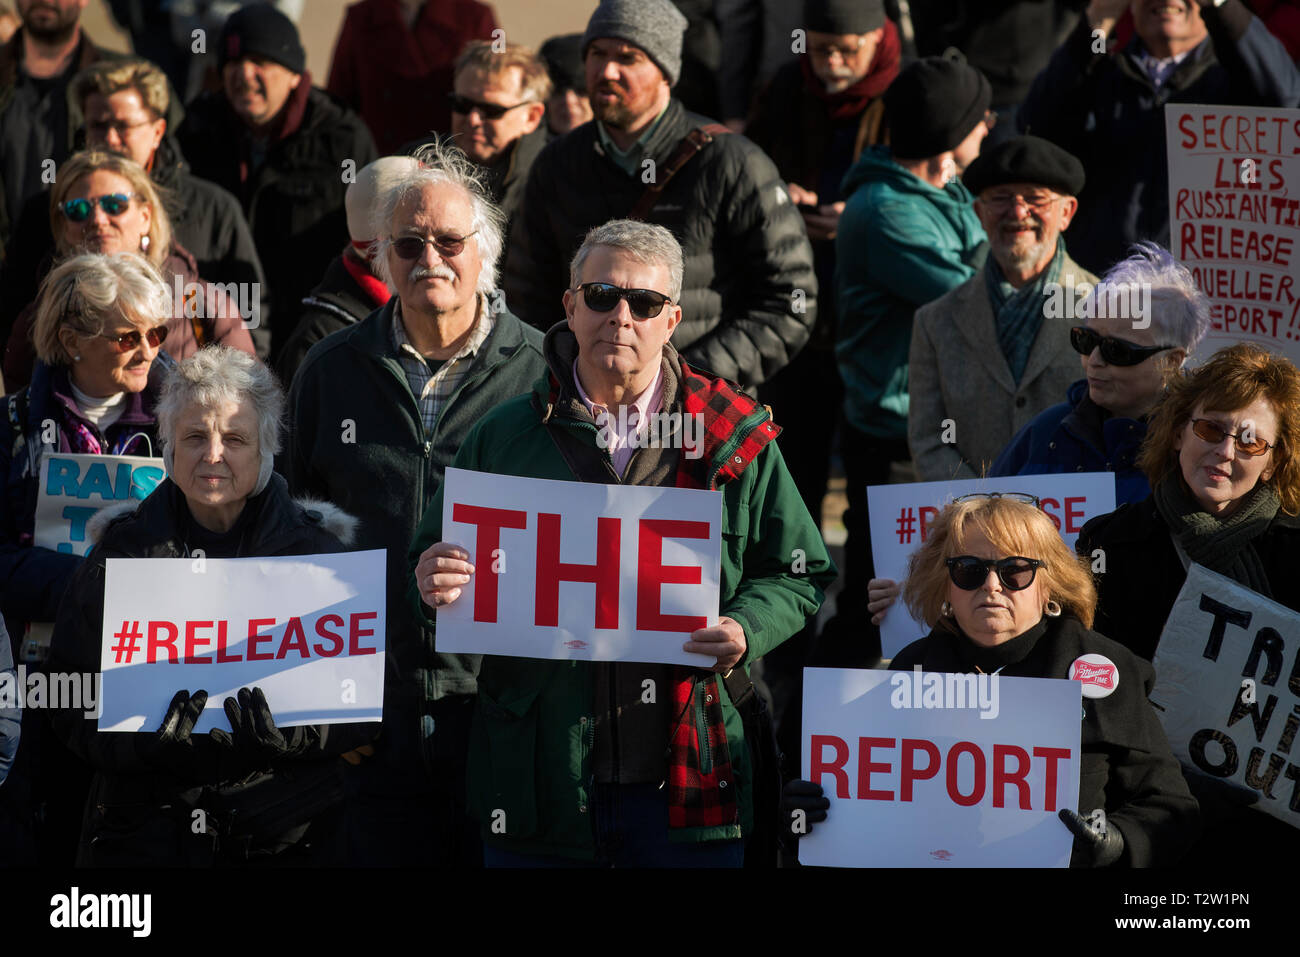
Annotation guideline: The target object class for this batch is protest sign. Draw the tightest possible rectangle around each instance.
[98,549,387,733]
[34,452,166,554]
[867,473,1116,658]
[435,467,721,665]
[1151,563,1300,830]
[1166,104,1300,362]
[800,667,1081,867]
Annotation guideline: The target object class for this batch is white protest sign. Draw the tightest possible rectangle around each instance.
[867,473,1117,657]
[34,452,166,554]
[1151,563,1300,830]
[800,667,1081,867]
[1166,104,1300,363]
[98,549,387,733]
[436,467,720,665]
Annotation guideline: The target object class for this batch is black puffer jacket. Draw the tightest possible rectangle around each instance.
[892,615,1201,867]
[503,98,817,391]
[177,83,378,358]
[47,475,369,865]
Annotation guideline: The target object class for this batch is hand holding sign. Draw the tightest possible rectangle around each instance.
[1059,807,1125,867]
[415,541,475,609]
[210,686,317,760]
[868,578,901,626]
[136,689,209,777]
[682,616,747,673]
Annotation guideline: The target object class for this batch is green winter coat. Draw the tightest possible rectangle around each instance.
[834,145,988,441]
[407,337,836,859]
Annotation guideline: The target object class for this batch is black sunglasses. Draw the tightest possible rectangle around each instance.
[390,232,478,260]
[577,282,673,320]
[96,325,168,353]
[1070,326,1177,367]
[446,92,534,120]
[61,193,138,223]
[945,555,1044,591]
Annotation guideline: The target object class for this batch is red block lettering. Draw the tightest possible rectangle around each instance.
[313,614,345,657]
[1033,746,1072,812]
[215,620,239,662]
[147,620,178,664]
[1064,496,1085,534]
[900,738,941,801]
[276,617,310,659]
[452,504,528,623]
[246,618,276,661]
[809,734,850,799]
[535,513,620,628]
[858,736,896,800]
[1039,497,1062,531]
[636,519,709,633]
[349,611,378,655]
[183,620,213,664]
[992,744,1032,809]
[945,741,986,806]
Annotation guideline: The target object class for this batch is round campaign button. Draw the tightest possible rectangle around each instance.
[1069,653,1119,699]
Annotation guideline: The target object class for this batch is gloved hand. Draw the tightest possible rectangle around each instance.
[210,686,319,762]
[1059,807,1125,867]
[781,779,830,838]
[136,689,209,776]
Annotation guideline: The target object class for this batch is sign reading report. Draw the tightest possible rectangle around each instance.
[1166,104,1300,362]
[34,453,166,555]
[436,468,721,665]
[99,549,387,733]
[867,473,1116,657]
[801,667,1081,867]
[1151,564,1300,830]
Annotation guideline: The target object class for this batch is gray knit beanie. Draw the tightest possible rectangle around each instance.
[583,0,689,87]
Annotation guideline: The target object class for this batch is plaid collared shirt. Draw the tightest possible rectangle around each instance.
[391,295,494,437]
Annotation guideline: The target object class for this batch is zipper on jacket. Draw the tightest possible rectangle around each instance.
[694,678,712,775]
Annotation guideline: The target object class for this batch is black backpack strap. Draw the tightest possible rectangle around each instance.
[628,124,731,222]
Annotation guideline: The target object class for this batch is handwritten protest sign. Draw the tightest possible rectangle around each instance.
[801,667,1080,867]
[34,453,166,555]
[867,473,1116,658]
[1151,563,1300,830]
[435,468,720,665]
[98,549,387,733]
[1166,104,1300,362]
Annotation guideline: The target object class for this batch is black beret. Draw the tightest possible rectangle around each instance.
[884,54,991,160]
[962,135,1086,197]
[804,0,886,35]
[540,33,586,93]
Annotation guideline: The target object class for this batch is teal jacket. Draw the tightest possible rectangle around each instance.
[407,337,836,859]
[834,146,987,441]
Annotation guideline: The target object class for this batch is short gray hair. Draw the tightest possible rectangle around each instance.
[1089,242,1211,352]
[370,139,505,295]
[32,252,172,366]
[157,345,285,463]
[568,219,684,302]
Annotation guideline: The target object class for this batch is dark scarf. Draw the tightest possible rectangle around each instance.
[1153,471,1280,597]
[798,20,901,122]
[985,236,1065,384]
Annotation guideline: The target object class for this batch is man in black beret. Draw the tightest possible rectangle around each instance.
[176,2,377,360]
[539,33,593,136]
[908,134,1099,483]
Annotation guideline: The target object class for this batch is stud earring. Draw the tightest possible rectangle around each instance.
[940,601,953,617]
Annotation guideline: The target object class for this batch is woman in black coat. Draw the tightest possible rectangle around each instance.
[48,346,368,866]
[1077,342,1300,862]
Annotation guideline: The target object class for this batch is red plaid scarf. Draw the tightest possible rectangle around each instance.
[546,358,780,829]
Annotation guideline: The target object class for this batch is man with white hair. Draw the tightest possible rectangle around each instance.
[284,142,545,866]
[276,155,416,382]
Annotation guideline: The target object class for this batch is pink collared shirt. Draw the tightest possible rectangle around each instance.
[573,360,664,478]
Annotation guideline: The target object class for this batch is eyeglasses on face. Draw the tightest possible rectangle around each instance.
[981,189,1059,213]
[94,324,168,353]
[86,117,156,139]
[1189,418,1274,457]
[809,35,868,60]
[946,555,1044,591]
[60,193,139,223]
[446,93,533,120]
[1070,326,1176,367]
[575,282,673,320]
[390,232,479,260]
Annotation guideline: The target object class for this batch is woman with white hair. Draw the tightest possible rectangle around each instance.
[48,345,368,866]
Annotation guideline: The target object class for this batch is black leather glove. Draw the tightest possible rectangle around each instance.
[210,686,319,761]
[782,779,830,838]
[1059,807,1125,867]
[136,689,209,776]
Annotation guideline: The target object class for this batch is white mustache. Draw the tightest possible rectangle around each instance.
[409,264,456,282]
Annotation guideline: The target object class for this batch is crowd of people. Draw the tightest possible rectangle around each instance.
[0,0,1298,870]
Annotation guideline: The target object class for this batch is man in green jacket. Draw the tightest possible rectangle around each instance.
[410,220,835,865]
[285,143,546,865]
[822,54,991,667]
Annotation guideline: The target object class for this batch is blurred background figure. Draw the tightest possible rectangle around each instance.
[0,2,20,43]
[538,32,591,136]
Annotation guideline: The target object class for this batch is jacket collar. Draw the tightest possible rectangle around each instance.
[586,98,691,171]
[346,293,529,375]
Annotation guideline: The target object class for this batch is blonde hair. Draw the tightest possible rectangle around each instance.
[50,151,172,268]
[454,40,554,103]
[31,252,172,366]
[71,58,170,120]
[901,496,1097,631]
